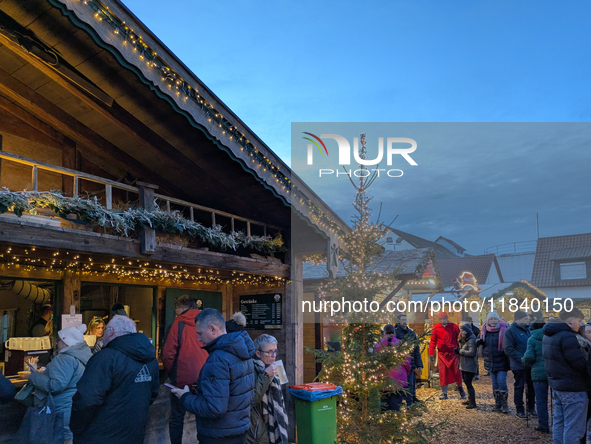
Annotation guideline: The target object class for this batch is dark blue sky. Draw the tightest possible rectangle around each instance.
[122,0,591,253]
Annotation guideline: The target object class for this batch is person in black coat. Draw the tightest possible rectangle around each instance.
[477,311,510,413]
[395,313,423,404]
[70,316,160,444]
[0,373,16,403]
[172,309,255,444]
[543,308,589,444]
[503,310,535,419]
[455,323,478,409]
[465,317,480,379]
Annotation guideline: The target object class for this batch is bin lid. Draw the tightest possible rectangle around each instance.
[289,382,337,391]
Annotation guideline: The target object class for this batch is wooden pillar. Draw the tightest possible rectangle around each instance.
[137,182,159,255]
[62,270,81,313]
[285,251,303,440]
[62,138,77,196]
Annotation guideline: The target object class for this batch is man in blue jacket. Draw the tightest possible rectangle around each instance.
[503,310,535,419]
[172,308,255,444]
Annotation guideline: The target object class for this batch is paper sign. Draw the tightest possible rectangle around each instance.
[274,359,288,385]
[61,314,83,330]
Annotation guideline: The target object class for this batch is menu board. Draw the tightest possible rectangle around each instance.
[239,293,282,330]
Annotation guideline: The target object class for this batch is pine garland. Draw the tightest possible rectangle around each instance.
[0,189,285,255]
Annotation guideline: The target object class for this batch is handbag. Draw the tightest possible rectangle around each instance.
[15,380,64,444]
[14,383,34,407]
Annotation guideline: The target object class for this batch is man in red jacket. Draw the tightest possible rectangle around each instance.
[429,312,466,400]
[162,295,208,444]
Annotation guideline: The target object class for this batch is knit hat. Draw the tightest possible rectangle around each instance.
[438,312,448,320]
[111,303,127,317]
[58,324,87,347]
[461,323,472,335]
[514,310,528,321]
[226,312,247,333]
[486,311,500,323]
[384,324,395,334]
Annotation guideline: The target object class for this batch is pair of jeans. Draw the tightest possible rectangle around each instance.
[462,371,476,405]
[169,392,194,444]
[552,390,588,444]
[490,370,508,392]
[532,380,549,430]
[513,368,535,413]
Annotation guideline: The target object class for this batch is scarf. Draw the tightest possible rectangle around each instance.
[480,321,508,350]
[253,358,289,444]
[577,334,591,359]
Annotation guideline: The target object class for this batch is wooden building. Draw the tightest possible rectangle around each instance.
[0,0,348,440]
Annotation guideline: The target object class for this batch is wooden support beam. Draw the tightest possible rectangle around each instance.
[62,138,76,196]
[31,165,38,191]
[379,277,411,310]
[138,182,158,255]
[0,67,184,196]
[0,217,290,276]
[62,269,81,313]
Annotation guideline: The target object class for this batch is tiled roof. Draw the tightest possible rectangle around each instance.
[303,248,435,281]
[531,233,591,287]
[437,254,502,287]
[387,228,458,259]
[435,236,466,253]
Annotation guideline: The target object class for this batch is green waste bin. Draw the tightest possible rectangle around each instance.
[294,395,338,444]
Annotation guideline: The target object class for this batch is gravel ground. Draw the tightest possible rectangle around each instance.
[415,363,553,443]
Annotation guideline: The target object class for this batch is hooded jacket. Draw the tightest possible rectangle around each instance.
[70,333,159,444]
[376,335,412,388]
[503,322,531,371]
[458,325,478,374]
[542,322,589,392]
[394,324,423,369]
[182,331,255,439]
[162,309,208,387]
[522,328,546,381]
[28,341,92,440]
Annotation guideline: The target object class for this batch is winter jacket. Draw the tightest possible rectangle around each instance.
[28,341,91,439]
[0,373,16,403]
[395,324,423,369]
[522,328,546,381]
[162,309,208,387]
[182,331,255,439]
[70,333,160,444]
[470,323,480,338]
[376,335,411,387]
[246,364,273,444]
[480,328,510,372]
[458,332,478,374]
[503,323,531,371]
[542,322,589,392]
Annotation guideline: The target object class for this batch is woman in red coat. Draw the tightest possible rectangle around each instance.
[429,312,466,400]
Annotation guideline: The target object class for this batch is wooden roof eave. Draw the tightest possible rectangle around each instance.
[50,0,291,203]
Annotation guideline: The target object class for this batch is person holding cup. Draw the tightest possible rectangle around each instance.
[247,334,288,444]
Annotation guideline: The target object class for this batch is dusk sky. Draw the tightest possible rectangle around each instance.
[123,0,591,254]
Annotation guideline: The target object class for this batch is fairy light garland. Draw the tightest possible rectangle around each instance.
[69,0,345,238]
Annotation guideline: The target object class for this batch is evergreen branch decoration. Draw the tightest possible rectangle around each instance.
[0,189,285,255]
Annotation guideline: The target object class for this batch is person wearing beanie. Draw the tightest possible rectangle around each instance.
[376,324,411,410]
[542,307,589,443]
[110,302,128,318]
[477,312,510,413]
[226,312,247,333]
[26,323,92,442]
[503,310,535,419]
[428,312,466,400]
[455,323,478,409]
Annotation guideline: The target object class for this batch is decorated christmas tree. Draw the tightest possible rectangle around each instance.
[308,134,436,444]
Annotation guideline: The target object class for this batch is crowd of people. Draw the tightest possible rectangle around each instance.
[1,296,287,444]
[421,307,591,444]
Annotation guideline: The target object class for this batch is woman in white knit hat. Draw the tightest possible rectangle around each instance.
[26,324,92,444]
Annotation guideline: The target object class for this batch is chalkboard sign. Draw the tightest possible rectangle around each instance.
[239,293,283,330]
